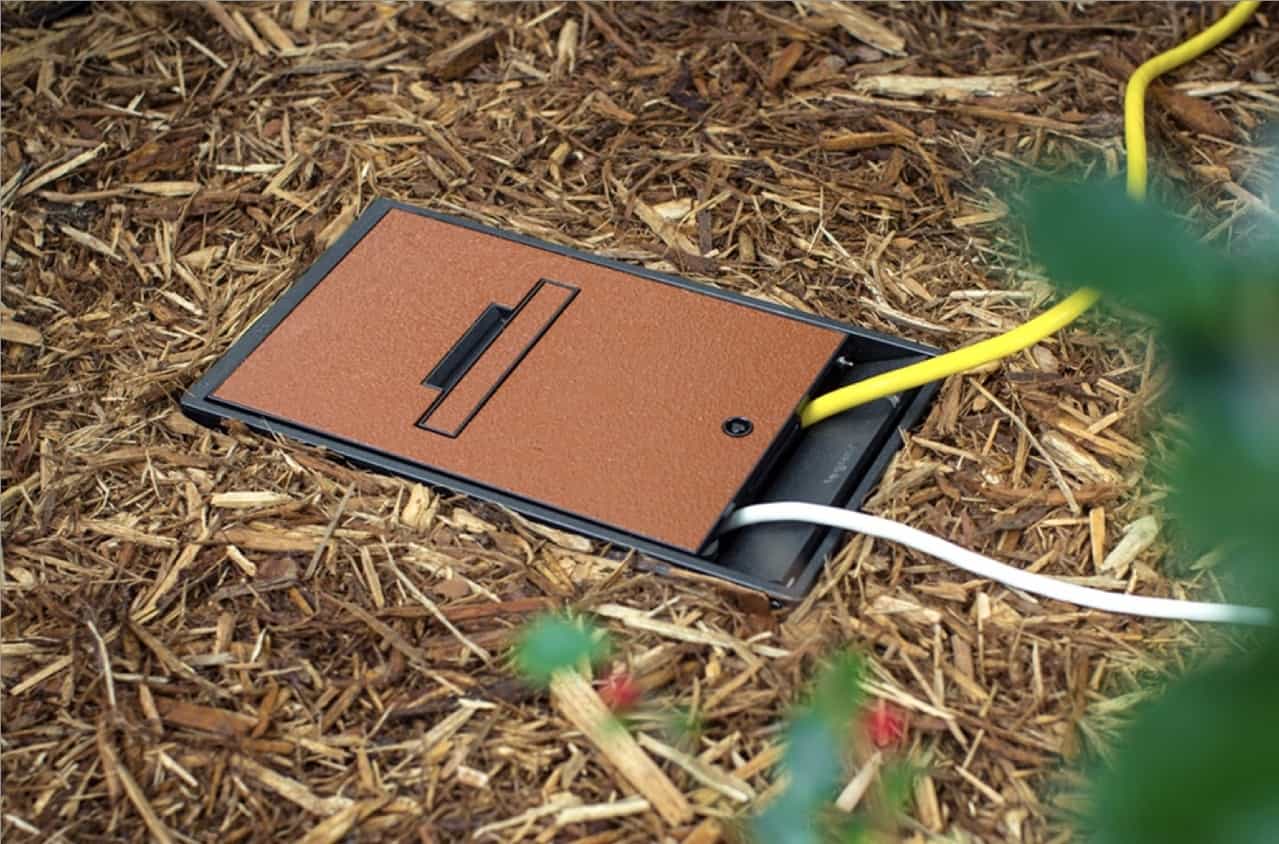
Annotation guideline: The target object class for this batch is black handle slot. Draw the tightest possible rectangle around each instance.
[423,302,514,393]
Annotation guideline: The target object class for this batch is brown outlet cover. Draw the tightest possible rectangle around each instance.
[213,209,843,551]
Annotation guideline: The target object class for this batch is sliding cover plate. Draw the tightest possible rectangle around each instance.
[183,199,938,600]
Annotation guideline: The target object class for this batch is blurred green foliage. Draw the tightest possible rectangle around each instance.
[511,613,610,687]
[660,704,705,751]
[749,651,916,844]
[506,618,907,840]
[1022,177,1279,843]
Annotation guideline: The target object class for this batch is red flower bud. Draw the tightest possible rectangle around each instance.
[597,670,642,713]
[864,699,907,749]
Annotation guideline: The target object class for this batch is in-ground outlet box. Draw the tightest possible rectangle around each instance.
[182,199,938,600]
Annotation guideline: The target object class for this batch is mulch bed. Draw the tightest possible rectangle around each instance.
[3,2,1275,841]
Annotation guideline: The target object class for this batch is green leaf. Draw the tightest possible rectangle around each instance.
[661,705,704,750]
[1086,637,1279,844]
[827,813,871,844]
[1019,179,1234,327]
[1169,435,1279,603]
[808,650,866,728]
[780,710,845,810]
[750,799,821,844]
[1024,177,1279,844]
[511,614,609,687]
[875,758,920,817]
[746,650,867,843]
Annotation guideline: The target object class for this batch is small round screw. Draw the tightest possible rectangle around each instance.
[722,416,753,437]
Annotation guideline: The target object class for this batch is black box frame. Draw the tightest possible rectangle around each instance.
[181,198,939,602]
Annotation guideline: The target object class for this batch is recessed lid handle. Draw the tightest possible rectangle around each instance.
[422,302,514,393]
[418,279,578,438]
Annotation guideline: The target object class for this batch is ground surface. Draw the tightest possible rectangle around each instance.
[2,2,1275,842]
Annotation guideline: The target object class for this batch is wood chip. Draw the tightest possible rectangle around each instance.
[128,621,233,701]
[1041,431,1121,485]
[295,797,390,844]
[554,19,579,77]
[11,654,72,696]
[456,765,490,788]
[425,28,496,80]
[202,0,245,42]
[230,8,271,56]
[0,30,72,72]
[915,773,943,832]
[473,793,581,838]
[1,318,43,346]
[632,196,700,255]
[130,181,202,196]
[819,130,908,151]
[681,819,724,844]
[593,604,788,658]
[83,519,178,549]
[555,794,650,825]
[812,1,906,55]
[250,10,297,53]
[550,671,692,825]
[154,697,256,736]
[100,735,176,844]
[1100,515,1160,578]
[232,755,353,815]
[591,91,636,124]
[508,510,593,551]
[1154,86,1236,138]
[858,74,1019,100]
[637,733,754,802]
[211,491,293,509]
[834,750,882,812]
[16,144,104,196]
[291,0,311,32]
[1089,507,1107,572]
[867,593,943,626]
[766,41,806,90]
[59,224,120,261]
[217,527,318,552]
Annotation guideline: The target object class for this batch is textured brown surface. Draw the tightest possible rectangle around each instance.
[213,209,844,550]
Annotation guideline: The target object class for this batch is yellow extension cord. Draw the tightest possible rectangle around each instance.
[799,0,1260,429]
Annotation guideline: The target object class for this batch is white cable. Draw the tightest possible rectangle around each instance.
[723,502,1271,626]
